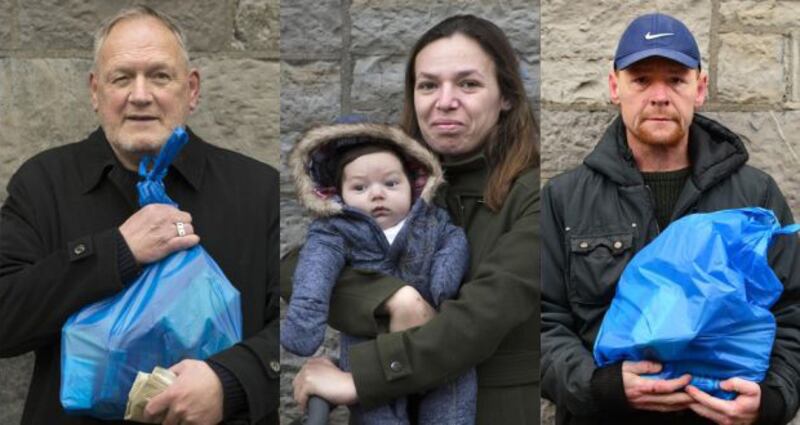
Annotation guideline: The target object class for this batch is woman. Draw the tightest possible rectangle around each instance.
[288,14,540,424]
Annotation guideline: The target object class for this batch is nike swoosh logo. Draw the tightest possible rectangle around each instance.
[645,32,674,40]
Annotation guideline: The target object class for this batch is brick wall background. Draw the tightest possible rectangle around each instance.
[0,1,279,423]
[540,1,800,423]
[279,1,538,423]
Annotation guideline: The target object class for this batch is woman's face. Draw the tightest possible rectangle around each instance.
[413,33,509,158]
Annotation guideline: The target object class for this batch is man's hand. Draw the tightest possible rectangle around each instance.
[382,285,436,332]
[622,360,694,412]
[143,360,223,425]
[686,378,760,425]
[293,357,357,411]
[119,204,200,264]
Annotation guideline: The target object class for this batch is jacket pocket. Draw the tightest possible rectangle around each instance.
[567,231,634,305]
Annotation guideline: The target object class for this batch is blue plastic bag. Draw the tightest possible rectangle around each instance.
[594,207,800,399]
[60,128,242,419]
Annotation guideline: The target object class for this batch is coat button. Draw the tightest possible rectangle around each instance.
[613,241,623,249]
[73,244,86,255]
[579,241,589,249]
[389,361,403,372]
[269,360,280,373]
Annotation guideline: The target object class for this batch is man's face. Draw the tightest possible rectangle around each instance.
[609,57,707,148]
[341,151,412,230]
[90,16,199,170]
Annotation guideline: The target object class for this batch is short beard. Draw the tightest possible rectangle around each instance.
[632,117,686,146]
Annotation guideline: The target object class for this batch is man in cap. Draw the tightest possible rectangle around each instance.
[541,12,800,425]
[0,6,279,425]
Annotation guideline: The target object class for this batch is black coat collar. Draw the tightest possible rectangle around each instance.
[80,127,207,194]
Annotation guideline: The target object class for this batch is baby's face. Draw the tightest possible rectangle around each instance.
[341,151,412,230]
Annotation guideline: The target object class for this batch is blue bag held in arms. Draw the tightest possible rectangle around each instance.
[60,128,243,419]
[594,207,800,400]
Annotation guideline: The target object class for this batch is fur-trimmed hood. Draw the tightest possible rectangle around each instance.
[289,123,444,217]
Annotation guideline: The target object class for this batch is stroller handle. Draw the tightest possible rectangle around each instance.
[306,395,332,425]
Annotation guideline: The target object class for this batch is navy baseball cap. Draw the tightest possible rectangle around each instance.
[614,13,701,70]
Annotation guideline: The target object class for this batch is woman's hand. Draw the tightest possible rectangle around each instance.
[293,357,358,411]
[381,285,437,332]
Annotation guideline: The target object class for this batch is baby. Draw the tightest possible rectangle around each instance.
[282,121,476,425]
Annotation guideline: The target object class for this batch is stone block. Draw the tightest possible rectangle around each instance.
[233,0,280,52]
[705,111,800,218]
[541,58,609,105]
[541,0,711,63]
[351,54,406,123]
[280,130,312,254]
[717,33,785,104]
[0,0,13,49]
[0,58,96,203]
[350,0,538,59]
[188,58,280,168]
[719,0,800,28]
[280,60,342,134]
[522,55,541,107]
[0,354,34,425]
[19,0,232,52]
[540,109,617,183]
[280,0,342,57]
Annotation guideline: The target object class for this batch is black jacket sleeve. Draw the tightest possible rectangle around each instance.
[207,175,281,424]
[758,177,800,424]
[540,180,611,415]
[0,162,128,357]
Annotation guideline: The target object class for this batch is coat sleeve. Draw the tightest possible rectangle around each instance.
[280,220,347,356]
[207,176,281,424]
[348,180,539,408]
[540,180,610,415]
[758,177,800,425]
[428,214,470,307]
[0,161,129,357]
[280,247,406,337]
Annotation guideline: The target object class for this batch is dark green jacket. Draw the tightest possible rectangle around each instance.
[282,155,540,424]
[541,114,800,425]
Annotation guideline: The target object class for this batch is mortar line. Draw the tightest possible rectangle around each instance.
[341,0,353,115]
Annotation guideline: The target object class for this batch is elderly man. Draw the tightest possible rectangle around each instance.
[0,6,278,425]
[541,12,800,425]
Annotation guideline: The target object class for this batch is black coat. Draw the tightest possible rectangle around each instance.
[541,114,800,425]
[0,128,280,424]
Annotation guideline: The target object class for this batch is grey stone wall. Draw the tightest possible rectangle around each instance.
[279,1,539,423]
[0,1,279,424]
[541,1,800,423]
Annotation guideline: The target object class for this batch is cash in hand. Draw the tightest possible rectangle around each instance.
[124,366,176,423]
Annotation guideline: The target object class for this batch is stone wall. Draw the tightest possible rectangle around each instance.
[541,1,800,424]
[0,1,279,424]
[279,1,539,423]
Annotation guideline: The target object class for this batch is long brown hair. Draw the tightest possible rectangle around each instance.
[400,14,539,212]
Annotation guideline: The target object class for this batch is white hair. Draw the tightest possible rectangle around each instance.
[92,6,190,70]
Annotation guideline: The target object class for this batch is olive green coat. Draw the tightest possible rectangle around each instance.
[282,155,540,424]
